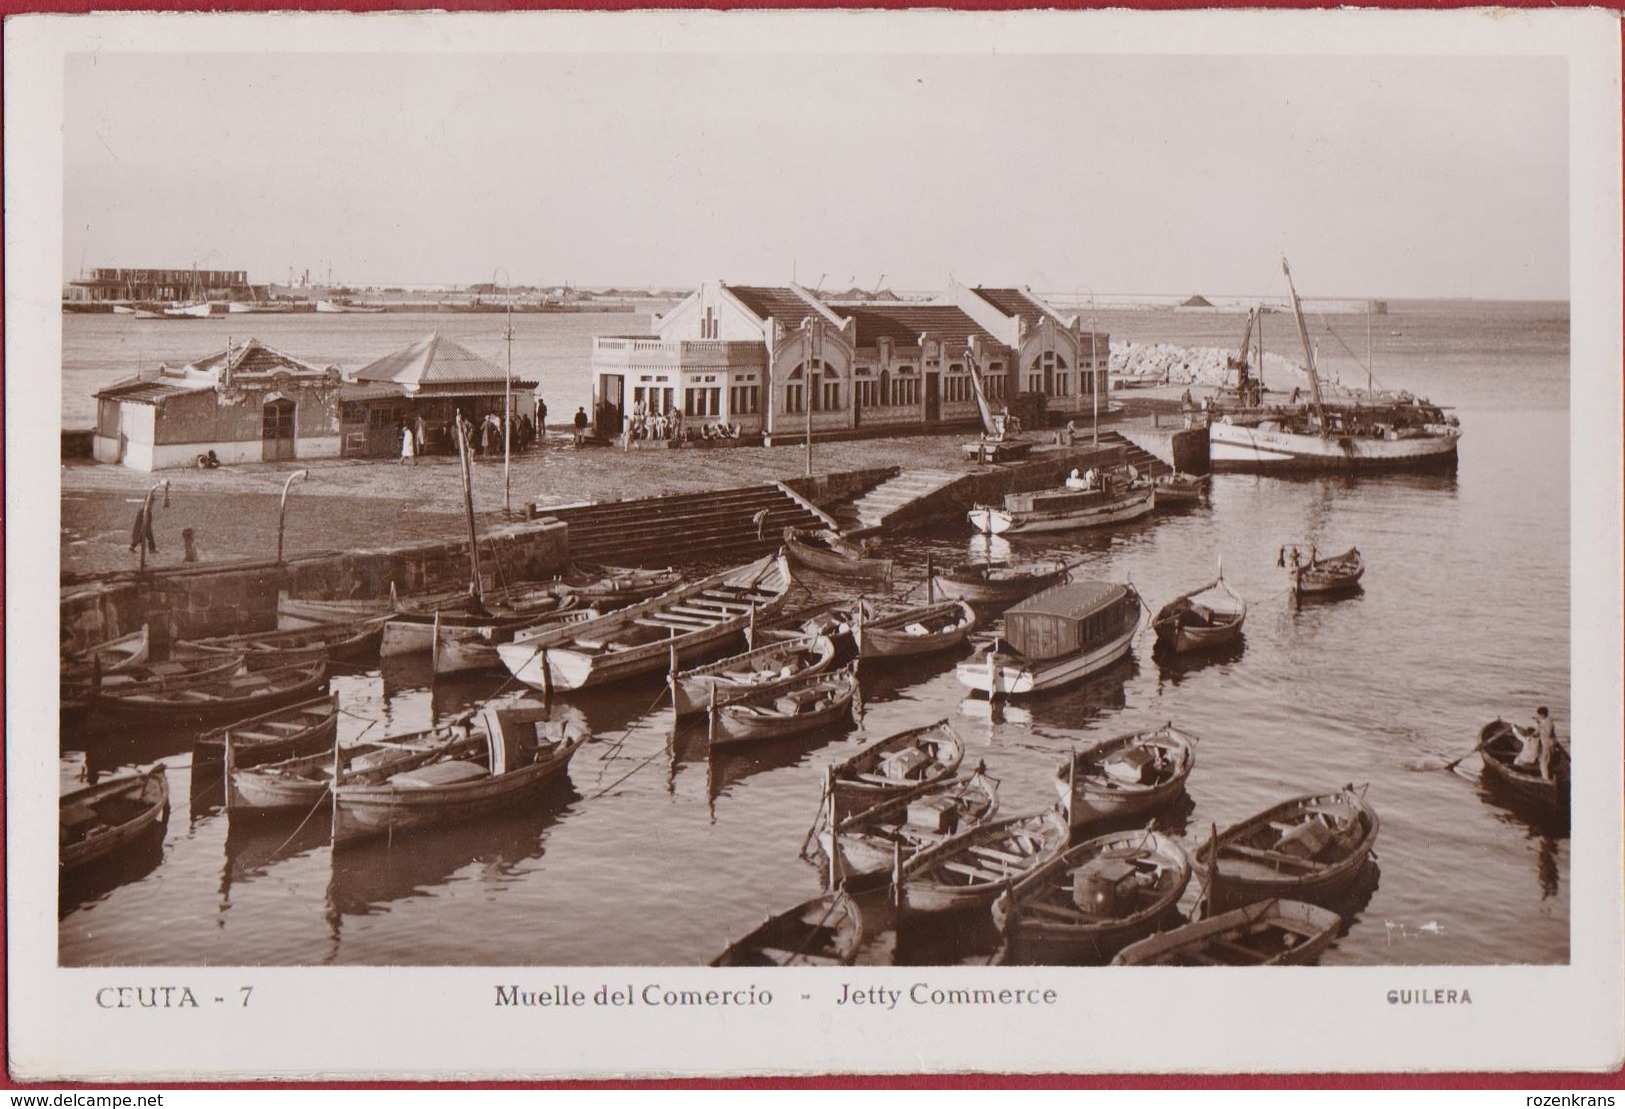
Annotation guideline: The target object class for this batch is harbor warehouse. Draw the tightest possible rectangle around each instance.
[93,339,343,471]
[590,281,1108,441]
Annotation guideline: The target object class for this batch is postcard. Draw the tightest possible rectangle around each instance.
[7,7,1621,1082]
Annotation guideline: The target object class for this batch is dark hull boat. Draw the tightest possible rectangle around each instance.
[1283,545,1364,597]
[827,721,965,816]
[175,616,388,670]
[896,809,1068,915]
[813,769,999,885]
[1195,786,1379,912]
[61,765,170,875]
[854,600,976,661]
[992,828,1191,965]
[93,660,329,725]
[557,563,683,609]
[710,891,864,967]
[1478,718,1570,815]
[671,634,836,716]
[65,653,244,718]
[201,693,340,768]
[711,666,858,746]
[929,560,1070,607]
[783,527,893,585]
[1112,898,1343,966]
[1152,573,1245,655]
[1054,723,1198,832]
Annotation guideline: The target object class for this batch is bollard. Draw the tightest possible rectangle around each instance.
[181,528,198,563]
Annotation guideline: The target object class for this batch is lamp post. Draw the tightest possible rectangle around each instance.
[1087,288,1100,446]
[276,469,308,563]
[495,268,514,517]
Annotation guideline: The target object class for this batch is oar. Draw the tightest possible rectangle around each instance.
[1441,728,1501,772]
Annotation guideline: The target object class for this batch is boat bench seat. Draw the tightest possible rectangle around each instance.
[939,860,1000,882]
[753,946,841,967]
[1221,843,1322,873]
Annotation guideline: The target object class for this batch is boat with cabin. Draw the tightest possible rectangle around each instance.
[968,467,1155,536]
[956,579,1142,698]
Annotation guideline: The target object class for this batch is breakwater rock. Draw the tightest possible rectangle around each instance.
[1110,341,1310,389]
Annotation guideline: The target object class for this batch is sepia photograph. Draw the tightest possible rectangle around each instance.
[8,6,1622,1081]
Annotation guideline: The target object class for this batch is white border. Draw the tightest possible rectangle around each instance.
[8,9,1622,1081]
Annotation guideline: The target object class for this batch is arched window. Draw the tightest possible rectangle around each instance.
[1028,350,1069,396]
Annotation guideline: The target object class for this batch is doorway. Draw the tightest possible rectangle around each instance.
[262,398,296,462]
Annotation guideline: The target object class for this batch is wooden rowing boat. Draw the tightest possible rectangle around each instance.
[200,693,339,767]
[896,809,1068,915]
[711,666,858,746]
[671,634,836,716]
[61,626,152,721]
[710,891,864,967]
[175,616,388,671]
[93,659,329,725]
[827,720,965,816]
[812,767,999,883]
[557,564,683,610]
[496,553,793,693]
[992,828,1191,964]
[1477,718,1570,815]
[854,600,976,661]
[782,527,893,585]
[331,704,588,845]
[275,588,468,630]
[1054,723,1198,831]
[66,653,247,717]
[1282,544,1364,597]
[226,719,485,815]
[60,765,169,875]
[1153,471,1210,505]
[1111,898,1343,966]
[1152,571,1246,655]
[381,593,578,658]
[956,580,1141,698]
[928,560,1069,607]
[433,608,597,676]
[1194,786,1380,912]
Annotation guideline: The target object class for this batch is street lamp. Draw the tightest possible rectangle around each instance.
[1086,288,1100,446]
[276,469,309,563]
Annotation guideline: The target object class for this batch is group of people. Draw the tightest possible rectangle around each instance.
[1512,706,1562,782]
[624,402,740,444]
[396,408,553,465]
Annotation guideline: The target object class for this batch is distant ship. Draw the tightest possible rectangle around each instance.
[316,299,386,314]
[1208,259,1460,473]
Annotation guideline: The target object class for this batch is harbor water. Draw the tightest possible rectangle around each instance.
[57,300,1572,966]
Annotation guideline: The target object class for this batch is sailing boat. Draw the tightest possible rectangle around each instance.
[164,265,214,317]
[1207,259,1460,472]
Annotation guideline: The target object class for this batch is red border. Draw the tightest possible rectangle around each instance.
[6,0,1622,1091]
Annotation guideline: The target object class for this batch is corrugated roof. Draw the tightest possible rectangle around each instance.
[838,305,1002,351]
[728,286,821,326]
[1008,580,1127,620]
[351,332,508,387]
[93,379,194,405]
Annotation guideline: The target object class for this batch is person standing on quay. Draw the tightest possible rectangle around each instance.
[537,397,548,443]
[399,423,416,465]
[573,406,589,446]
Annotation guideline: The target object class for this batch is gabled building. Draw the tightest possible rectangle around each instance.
[589,280,1107,442]
[338,332,538,457]
[93,339,344,470]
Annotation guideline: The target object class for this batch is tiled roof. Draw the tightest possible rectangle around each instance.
[352,332,507,386]
[837,305,1002,352]
[971,287,1068,329]
[727,286,822,327]
[183,338,336,378]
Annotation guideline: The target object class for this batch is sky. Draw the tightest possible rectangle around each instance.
[62,41,1570,299]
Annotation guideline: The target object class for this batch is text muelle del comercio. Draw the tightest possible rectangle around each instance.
[494,982,1059,1009]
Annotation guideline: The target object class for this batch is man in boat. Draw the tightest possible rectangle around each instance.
[1514,706,1559,780]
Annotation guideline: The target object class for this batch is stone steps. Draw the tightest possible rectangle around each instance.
[834,469,967,532]
[535,484,827,567]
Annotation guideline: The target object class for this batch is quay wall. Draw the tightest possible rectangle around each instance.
[59,519,568,651]
[1116,424,1211,474]
[882,445,1126,531]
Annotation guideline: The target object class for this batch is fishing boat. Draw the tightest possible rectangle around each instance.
[670,634,836,716]
[92,659,329,725]
[330,704,588,845]
[60,766,170,875]
[175,616,388,670]
[782,527,893,585]
[1477,718,1570,814]
[556,564,683,610]
[315,299,386,314]
[1208,258,1461,472]
[710,666,859,746]
[1054,723,1198,831]
[709,891,864,967]
[61,626,151,718]
[956,579,1142,698]
[992,829,1191,965]
[1151,570,1246,654]
[1281,544,1364,597]
[65,653,246,717]
[929,560,1070,607]
[827,721,965,815]
[1194,786,1380,912]
[225,718,485,815]
[811,767,999,884]
[1111,898,1343,966]
[275,588,469,630]
[197,693,339,767]
[432,608,597,676]
[1153,471,1210,505]
[853,600,976,661]
[163,301,214,318]
[968,468,1155,536]
[380,593,577,658]
[896,810,1068,915]
[496,552,793,693]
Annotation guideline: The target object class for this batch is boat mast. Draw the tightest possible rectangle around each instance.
[455,413,484,605]
[1281,257,1327,433]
